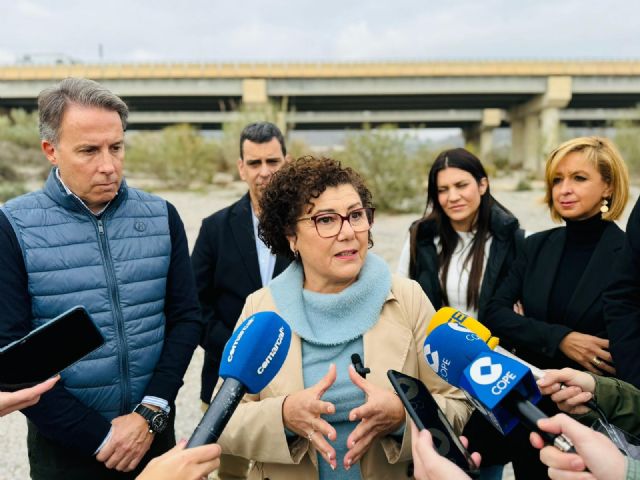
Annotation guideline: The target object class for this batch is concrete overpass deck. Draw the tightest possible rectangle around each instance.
[1,60,639,169]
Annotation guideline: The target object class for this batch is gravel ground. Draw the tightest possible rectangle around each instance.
[1,178,637,479]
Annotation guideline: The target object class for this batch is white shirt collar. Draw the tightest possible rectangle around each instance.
[55,167,115,216]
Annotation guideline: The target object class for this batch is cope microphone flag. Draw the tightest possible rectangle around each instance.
[187,311,291,447]
[427,307,600,414]
[427,307,545,378]
[424,322,574,452]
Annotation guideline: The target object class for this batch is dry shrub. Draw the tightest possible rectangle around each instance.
[336,126,435,213]
[126,125,224,188]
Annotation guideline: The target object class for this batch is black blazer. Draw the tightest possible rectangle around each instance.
[485,221,626,370]
[605,198,640,388]
[191,193,290,364]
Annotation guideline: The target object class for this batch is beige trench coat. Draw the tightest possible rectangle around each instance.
[216,274,472,480]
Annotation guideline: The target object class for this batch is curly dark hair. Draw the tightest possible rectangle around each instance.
[258,156,374,260]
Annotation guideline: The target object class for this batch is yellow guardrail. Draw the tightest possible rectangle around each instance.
[1,60,639,80]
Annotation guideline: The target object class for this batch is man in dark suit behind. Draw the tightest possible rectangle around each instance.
[190,122,290,478]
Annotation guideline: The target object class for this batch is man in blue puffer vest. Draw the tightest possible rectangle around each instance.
[0,77,204,479]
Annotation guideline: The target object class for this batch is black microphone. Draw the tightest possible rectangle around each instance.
[351,353,370,379]
[187,311,291,447]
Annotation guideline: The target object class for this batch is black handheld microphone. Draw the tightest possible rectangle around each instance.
[187,311,291,447]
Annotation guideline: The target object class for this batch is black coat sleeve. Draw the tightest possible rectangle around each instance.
[604,199,640,388]
[143,202,204,402]
[0,210,111,456]
[0,210,31,346]
[484,238,572,358]
[190,215,226,352]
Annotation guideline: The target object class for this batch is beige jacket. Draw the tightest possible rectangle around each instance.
[217,274,472,480]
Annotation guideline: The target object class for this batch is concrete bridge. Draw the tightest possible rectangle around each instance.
[1,60,639,170]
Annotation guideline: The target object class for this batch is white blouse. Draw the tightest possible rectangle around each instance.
[396,231,492,319]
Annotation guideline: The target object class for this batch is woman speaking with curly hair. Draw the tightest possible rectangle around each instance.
[214,156,471,480]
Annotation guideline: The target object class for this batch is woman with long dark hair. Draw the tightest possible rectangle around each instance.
[398,147,524,322]
[397,147,524,479]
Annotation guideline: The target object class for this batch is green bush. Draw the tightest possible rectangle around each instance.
[491,145,511,173]
[0,182,28,202]
[0,157,22,182]
[613,119,640,176]
[336,125,428,213]
[515,179,533,191]
[0,141,44,173]
[287,137,315,160]
[0,109,40,150]
[126,125,224,188]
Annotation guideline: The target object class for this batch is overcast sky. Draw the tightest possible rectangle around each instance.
[1,0,639,64]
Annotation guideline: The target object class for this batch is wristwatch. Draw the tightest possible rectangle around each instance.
[133,404,169,434]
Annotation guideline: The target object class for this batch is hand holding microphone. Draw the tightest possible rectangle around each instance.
[187,311,291,448]
[530,414,626,480]
[537,368,597,416]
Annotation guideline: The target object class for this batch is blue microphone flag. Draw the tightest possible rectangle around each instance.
[423,322,490,387]
[219,311,291,394]
[187,311,292,447]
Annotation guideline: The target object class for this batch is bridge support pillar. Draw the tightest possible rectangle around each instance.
[463,108,502,162]
[479,109,502,162]
[510,117,525,167]
[523,113,540,171]
[242,79,268,104]
[540,106,562,160]
[462,127,480,151]
[509,76,572,173]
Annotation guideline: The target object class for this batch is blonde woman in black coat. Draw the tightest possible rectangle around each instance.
[485,136,630,479]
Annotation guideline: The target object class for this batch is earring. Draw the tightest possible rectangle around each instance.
[600,198,609,214]
[292,249,300,260]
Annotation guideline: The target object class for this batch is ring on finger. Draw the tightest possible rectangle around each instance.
[307,430,315,441]
[592,356,602,366]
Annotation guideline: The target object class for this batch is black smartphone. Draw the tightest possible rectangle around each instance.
[387,369,479,476]
[0,306,104,391]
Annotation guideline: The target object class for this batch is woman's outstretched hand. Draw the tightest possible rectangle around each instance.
[344,365,405,470]
[282,363,338,470]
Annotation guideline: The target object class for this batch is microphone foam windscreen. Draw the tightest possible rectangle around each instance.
[219,311,291,394]
[423,322,490,387]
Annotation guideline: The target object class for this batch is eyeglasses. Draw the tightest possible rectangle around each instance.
[297,207,375,238]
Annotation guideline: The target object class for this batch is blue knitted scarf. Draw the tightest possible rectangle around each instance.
[269,253,392,345]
